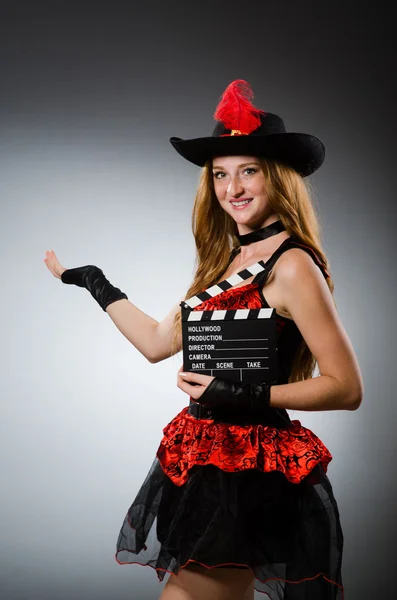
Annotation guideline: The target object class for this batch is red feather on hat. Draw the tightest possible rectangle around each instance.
[213,79,265,134]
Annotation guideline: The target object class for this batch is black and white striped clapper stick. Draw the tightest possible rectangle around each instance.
[181,259,267,309]
[179,260,278,384]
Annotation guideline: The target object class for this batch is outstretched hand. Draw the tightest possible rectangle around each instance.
[44,250,67,280]
[177,364,215,401]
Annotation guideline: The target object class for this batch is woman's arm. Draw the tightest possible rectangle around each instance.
[106,298,182,364]
[43,250,183,363]
[269,249,364,411]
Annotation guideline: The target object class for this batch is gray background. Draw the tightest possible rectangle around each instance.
[1,1,395,599]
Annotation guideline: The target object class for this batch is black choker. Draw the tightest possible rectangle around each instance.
[236,219,286,246]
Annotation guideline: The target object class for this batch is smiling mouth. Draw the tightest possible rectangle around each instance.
[230,198,253,207]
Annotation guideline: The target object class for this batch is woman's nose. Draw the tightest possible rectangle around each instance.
[227,176,244,196]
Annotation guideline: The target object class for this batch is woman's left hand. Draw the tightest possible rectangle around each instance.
[177,364,215,401]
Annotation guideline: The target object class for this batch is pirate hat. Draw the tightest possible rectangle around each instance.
[170,80,325,177]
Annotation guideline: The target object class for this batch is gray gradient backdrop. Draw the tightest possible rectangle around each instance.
[1,1,395,599]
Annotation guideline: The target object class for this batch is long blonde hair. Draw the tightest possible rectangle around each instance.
[171,158,335,382]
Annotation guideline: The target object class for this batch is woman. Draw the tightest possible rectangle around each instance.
[44,80,363,600]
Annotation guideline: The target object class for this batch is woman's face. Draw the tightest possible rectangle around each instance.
[211,155,273,231]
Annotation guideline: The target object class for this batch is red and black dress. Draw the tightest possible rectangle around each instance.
[115,238,344,599]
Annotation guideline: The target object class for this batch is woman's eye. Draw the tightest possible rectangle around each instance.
[213,168,257,180]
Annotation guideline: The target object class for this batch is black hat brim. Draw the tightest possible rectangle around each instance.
[169,132,325,177]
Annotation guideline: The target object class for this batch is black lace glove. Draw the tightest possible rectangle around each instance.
[197,376,271,410]
[61,265,128,312]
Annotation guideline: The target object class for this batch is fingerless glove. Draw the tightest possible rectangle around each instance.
[198,376,271,410]
[61,265,128,312]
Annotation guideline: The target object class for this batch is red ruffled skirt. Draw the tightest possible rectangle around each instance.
[115,406,344,599]
[156,405,333,487]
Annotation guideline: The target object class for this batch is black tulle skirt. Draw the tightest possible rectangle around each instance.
[115,453,344,599]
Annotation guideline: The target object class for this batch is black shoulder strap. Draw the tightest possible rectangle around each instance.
[252,237,330,287]
[182,238,329,311]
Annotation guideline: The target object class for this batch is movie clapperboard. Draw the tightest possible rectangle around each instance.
[180,259,278,384]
